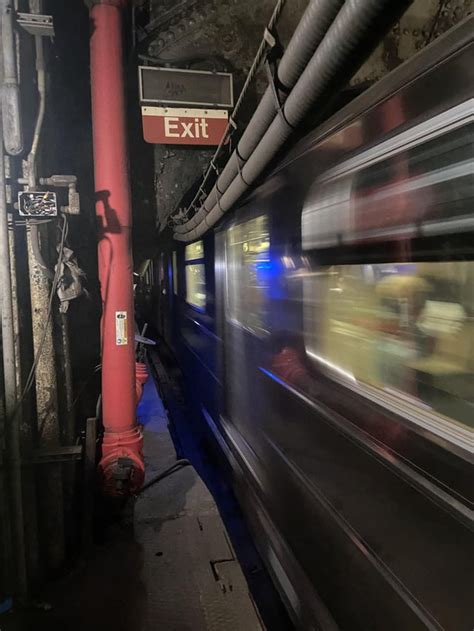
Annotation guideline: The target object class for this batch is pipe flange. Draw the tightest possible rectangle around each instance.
[99,427,145,496]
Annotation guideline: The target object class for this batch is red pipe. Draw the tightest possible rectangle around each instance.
[135,362,148,404]
[89,0,144,495]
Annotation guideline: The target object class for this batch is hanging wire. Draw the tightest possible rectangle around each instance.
[168,0,287,228]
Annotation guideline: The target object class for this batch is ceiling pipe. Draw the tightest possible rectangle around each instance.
[88,0,144,495]
[174,0,414,242]
[173,0,344,235]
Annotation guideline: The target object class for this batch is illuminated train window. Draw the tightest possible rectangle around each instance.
[226,216,270,335]
[172,251,178,295]
[185,240,206,310]
[304,261,474,433]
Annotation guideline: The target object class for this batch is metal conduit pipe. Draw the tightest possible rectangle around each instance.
[28,34,46,189]
[1,0,23,155]
[88,0,144,495]
[175,0,413,242]
[0,142,28,596]
[174,0,344,234]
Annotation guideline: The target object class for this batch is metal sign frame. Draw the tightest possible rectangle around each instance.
[138,66,234,109]
[141,106,229,145]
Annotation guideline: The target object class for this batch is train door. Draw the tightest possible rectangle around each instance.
[169,248,179,348]
[159,250,175,344]
[214,232,227,419]
[220,213,271,454]
[155,251,165,336]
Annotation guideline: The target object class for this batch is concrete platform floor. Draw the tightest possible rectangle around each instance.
[134,377,263,630]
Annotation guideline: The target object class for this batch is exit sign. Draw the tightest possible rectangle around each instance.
[141,107,228,146]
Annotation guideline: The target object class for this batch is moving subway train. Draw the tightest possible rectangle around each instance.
[144,20,473,631]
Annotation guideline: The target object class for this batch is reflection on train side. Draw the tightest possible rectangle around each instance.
[226,218,474,444]
[303,262,474,430]
[226,215,271,336]
[303,119,474,250]
[185,240,206,310]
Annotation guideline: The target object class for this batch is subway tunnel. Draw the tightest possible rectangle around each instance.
[0,1,473,629]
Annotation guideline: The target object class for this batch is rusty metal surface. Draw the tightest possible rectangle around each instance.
[134,382,263,630]
[26,227,60,446]
[26,224,65,571]
[353,0,474,84]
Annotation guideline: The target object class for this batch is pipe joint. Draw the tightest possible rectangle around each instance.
[135,361,148,404]
[99,427,145,496]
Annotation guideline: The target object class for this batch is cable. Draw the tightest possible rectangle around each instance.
[136,459,191,495]
[173,0,415,242]
[70,364,101,411]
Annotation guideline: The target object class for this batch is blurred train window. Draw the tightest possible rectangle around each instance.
[352,124,474,234]
[226,216,270,335]
[138,258,153,292]
[144,260,153,290]
[185,241,206,310]
[304,261,474,430]
[303,123,474,249]
[172,251,178,295]
[185,240,204,261]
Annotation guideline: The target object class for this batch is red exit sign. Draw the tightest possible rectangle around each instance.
[141,107,228,146]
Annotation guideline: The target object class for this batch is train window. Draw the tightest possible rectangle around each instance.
[185,240,204,261]
[144,261,153,290]
[137,258,153,291]
[302,122,474,249]
[226,215,270,335]
[172,250,178,295]
[185,241,206,310]
[304,261,474,430]
[351,123,474,235]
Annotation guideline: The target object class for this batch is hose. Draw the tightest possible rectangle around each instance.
[174,0,414,241]
[136,459,192,495]
[173,0,344,234]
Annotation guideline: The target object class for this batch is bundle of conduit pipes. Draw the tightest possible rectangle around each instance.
[171,0,414,242]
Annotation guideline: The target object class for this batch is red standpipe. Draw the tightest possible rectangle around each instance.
[89,0,144,495]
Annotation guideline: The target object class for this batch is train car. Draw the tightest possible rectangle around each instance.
[147,19,473,631]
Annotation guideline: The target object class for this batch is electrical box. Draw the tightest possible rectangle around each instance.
[18,191,57,217]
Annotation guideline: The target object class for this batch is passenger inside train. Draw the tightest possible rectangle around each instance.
[303,261,474,428]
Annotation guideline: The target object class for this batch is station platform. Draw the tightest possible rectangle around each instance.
[134,374,263,630]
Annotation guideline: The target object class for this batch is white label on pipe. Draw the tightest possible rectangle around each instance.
[115,311,128,346]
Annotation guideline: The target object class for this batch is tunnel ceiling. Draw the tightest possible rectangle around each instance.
[132,0,472,244]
